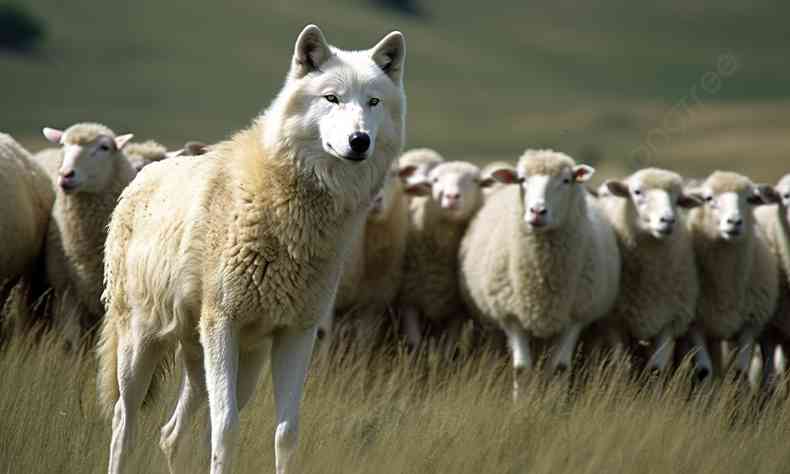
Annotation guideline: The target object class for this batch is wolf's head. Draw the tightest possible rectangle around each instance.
[261,24,406,212]
[263,25,405,160]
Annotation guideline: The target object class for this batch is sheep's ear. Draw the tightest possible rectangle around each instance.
[370,31,405,83]
[185,141,208,156]
[573,165,595,183]
[677,193,704,209]
[114,134,134,150]
[398,164,418,180]
[604,180,630,198]
[490,168,520,185]
[42,127,64,144]
[748,185,781,206]
[479,177,498,188]
[291,24,332,79]
[404,179,432,197]
[165,149,185,159]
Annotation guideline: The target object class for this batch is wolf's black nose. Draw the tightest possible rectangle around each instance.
[349,132,370,154]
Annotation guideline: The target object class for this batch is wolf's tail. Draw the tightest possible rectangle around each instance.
[96,317,119,419]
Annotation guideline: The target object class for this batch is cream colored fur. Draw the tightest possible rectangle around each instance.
[0,134,55,306]
[98,24,406,474]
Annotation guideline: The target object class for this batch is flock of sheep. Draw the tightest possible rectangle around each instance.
[1,123,790,399]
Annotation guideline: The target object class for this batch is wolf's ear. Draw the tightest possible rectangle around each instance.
[371,31,405,83]
[291,24,333,79]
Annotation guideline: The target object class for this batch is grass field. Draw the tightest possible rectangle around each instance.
[3,325,790,473]
[2,0,789,182]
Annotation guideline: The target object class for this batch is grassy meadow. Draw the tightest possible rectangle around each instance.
[3,324,790,473]
[3,1,790,472]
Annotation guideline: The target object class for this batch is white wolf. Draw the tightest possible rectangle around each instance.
[98,24,406,474]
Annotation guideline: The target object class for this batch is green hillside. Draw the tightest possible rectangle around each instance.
[2,0,789,181]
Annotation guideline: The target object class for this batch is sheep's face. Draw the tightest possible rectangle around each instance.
[368,168,402,222]
[403,162,489,222]
[777,175,790,219]
[689,172,780,242]
[604,169,702,239]
[491,162,594,232]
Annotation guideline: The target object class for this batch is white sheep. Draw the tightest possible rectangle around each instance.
[598,168,703,373]
[97,25,406,474]
[0,134,55,312]
[480,160,514,197]
[320,163,411,346]
[683,171,780,381]
[124,140,170,172]
[754,174,790,384]
[459,150,620,398]
[396,161,494,348]
[398,147,444,189]
[39,123,136,344]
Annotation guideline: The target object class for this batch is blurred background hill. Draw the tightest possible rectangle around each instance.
[1,0,788,182]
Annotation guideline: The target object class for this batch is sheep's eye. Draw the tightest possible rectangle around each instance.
[705,195,714,202]
[784,193,790,200]
[98,144,110,152]
[324,94,339,104]
[633,189,642,196]
[433,178,439,183]
[369,98,380,107]
[562,177,570,184]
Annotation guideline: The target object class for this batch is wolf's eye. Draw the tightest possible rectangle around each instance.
[369,98,380,107]
[324,95,339,104]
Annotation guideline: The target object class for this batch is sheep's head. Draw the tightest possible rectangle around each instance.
[397,148,444,190]
[368,165,404,222]
[491,150,593,232]
[124,140,168,173]
[604,168,702,239]
[404,161,491,222]
[687,171,780,242]
[43,124,133,194]
[777,174,790,220]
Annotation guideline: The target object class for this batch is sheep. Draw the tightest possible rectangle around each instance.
[319,163,411,348]
[396,161,495,348]
[124,140,170,172]
[39,123,136,345]
[97,25,406,474]
[180,140,210,156]
[753,174,790,385]
[597,168,703,373]
[683,171,780,381]
[458,150,620,398]
[0,134,55,314]
[398,147,444,189]
[480,160,514,197]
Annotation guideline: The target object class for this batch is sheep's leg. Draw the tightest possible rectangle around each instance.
[160,345,207,474]
[271,325,317,474]
[201,319,240,474]
[646,326,675,373]
[237,340,269,411]
[551,322,583,375]
[108,331,163,474]
[401,306,423,349]
[733,325,759,384]
[687,327,713,382]
[503,322,532,401]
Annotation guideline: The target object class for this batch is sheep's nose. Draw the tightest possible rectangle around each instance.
[529,206,547,216]
[445,192,460,200]
[349,132,370,154]
[727,216,743,227]
[60,170,75,179]
[660,215,676,225]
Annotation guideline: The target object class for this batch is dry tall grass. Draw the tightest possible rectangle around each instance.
[2,318,790,474]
